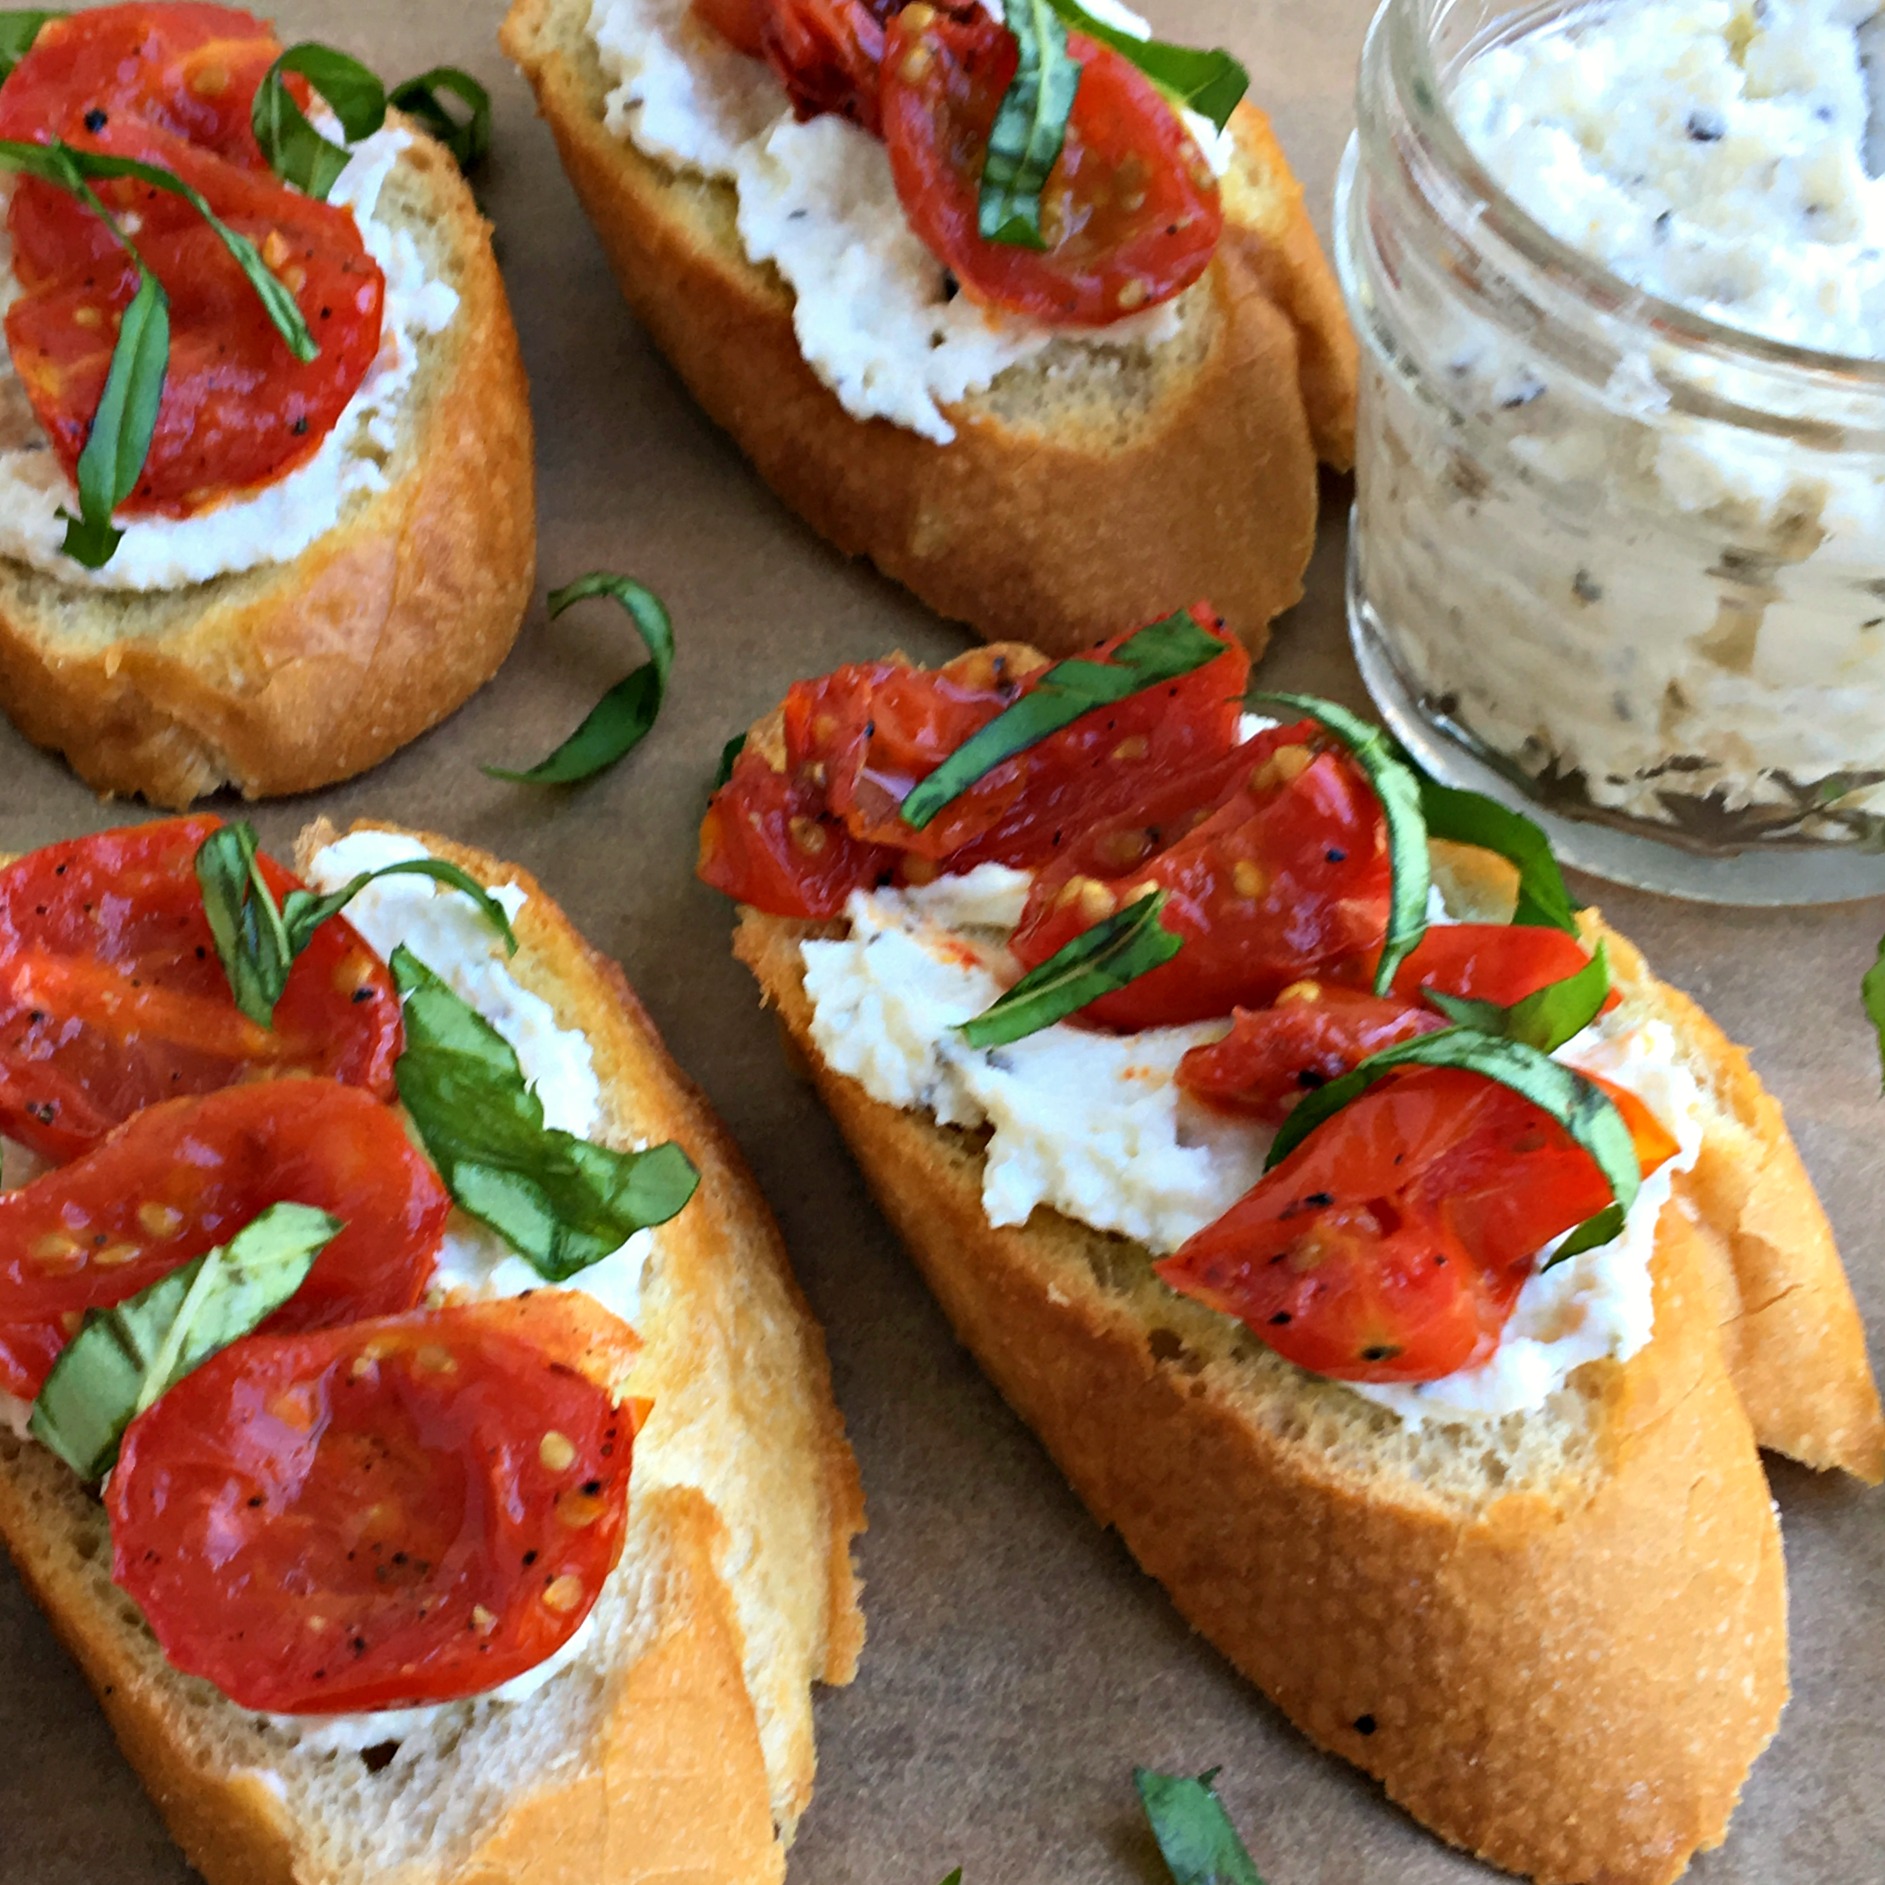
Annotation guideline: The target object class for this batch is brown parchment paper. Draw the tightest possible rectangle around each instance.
[2,2,1880,1881]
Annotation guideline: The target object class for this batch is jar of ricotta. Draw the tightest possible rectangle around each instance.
[1337,0,1885,902]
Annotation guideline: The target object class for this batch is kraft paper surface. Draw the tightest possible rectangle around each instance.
[2,3,1880,1881]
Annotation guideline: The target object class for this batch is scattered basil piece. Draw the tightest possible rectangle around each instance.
[195,821,516,1029]
[1415,775,1581,934]
[391,947,700,1280]
[1264,1025,1639,1266]
[714,731,748,790]
[936,1874,964,1885]
[28,1202,341,1482]
[253,43,387,200]
[1044,0,1247,129]
[1248,691,1430,996]
[958,888,1181,1047]
[390,66,493,172]
[486,574,677,786]
[61,265,168,567]
[1421,939,1609,1055]
[0,8,60,80]
[1135,1767,1265,1885]
[1863,933,1885,1095]
[901,610,1224,830]
[979,0,1081,249]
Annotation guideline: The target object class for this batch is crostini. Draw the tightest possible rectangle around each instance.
[502,0,1355,657]
[0,6,535,806]
[698,612,1884,1885]
[0,814,863,1885]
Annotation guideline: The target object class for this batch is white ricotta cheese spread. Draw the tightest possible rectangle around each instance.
[587,0,1225,442]
[801,863,1706,1422]
[1345,0,1885,850]
[0,127,460,591]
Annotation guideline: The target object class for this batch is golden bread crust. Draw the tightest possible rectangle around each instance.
[0,822,865,1884]
[735,906,1788,1885]
[500,0,1353,658]
[0,135,536,807]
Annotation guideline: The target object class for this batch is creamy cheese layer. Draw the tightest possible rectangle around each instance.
[0,128,460,591]
[587,0,1226,442]
[800,865,1705,1423]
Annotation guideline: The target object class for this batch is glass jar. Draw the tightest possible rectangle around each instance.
[1336,0,1885,903]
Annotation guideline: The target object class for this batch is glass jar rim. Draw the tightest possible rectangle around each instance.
[1380,0,1885,395]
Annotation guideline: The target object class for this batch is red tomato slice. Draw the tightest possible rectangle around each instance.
[880,9,1222,324]
[694,0,772,60]
[1177,985,1447,1123]
[0,818,400,1163]
[109,1294,640,1714]
[1157,1066,1630,1381]
[0,1080,448,1400]
[1009,721,1393,1030]
[697,612,1250,917]
[760,0,901,131]
[0,4,385,515]
[1179,926,1613,1121]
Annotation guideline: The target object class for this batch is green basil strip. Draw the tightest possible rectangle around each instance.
[958,888,1181,1048]
[1422,940,1610,1056]
[936,1874,964,1885]
[390,66,493,172]
[61,266,168,568]
[1415,775,1581,934]
[1248,691,1430,996]
[196,821,517,1028]
[1044,0,1247,129]
[391,947,700,1280]
[1135,1768,1266,1885]
[486,574,677,786]
[1863,933,1885,1095]
[1264,1025,1639,1267]
[253,43,387,200]
[979,0,1081,249]
[29,1202,341,1483]
[0,9,61,80]
[901,610,1223,830]
[713,731,748,790]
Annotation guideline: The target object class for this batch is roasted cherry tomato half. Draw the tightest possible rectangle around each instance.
[0,818,400,1163]
[0,4,384,515]
[1009,721,1392,1030]
[109,1293,641,1714]
[693,0,771,59]
[0,1080,449,1400]
[1157,1065,1675,1382]
[881,7,1222,324]
[1180,925,1612,1121]
[761,0,901,130]
[697,612,1250,918]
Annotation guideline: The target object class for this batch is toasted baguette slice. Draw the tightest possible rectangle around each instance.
[0,822,865,1885]
[500,0,1357,660]
[0,131,536,809]
[728,797,1881,1884]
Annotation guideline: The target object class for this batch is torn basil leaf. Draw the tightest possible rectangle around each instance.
[390,66,492,172]
[1045,0,1247,129]
[958,888,1180,1048]
[901,610,1224,830]
[29,1202,341,1483]
[0,9,60,81]
[486,574,676,785]
[1248,692,1430,996]
[1863,933,1885,1095]
[1264,1025,1639,1267]
[391,947,700,1280]
[714,731,748,790]
[195,821,516,1029]
[1135,1767,1266,1885]
[253,43,387,200]
[1421,940,1609,1056]
[980,0,1081,248]
[1415,775,1581,934]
